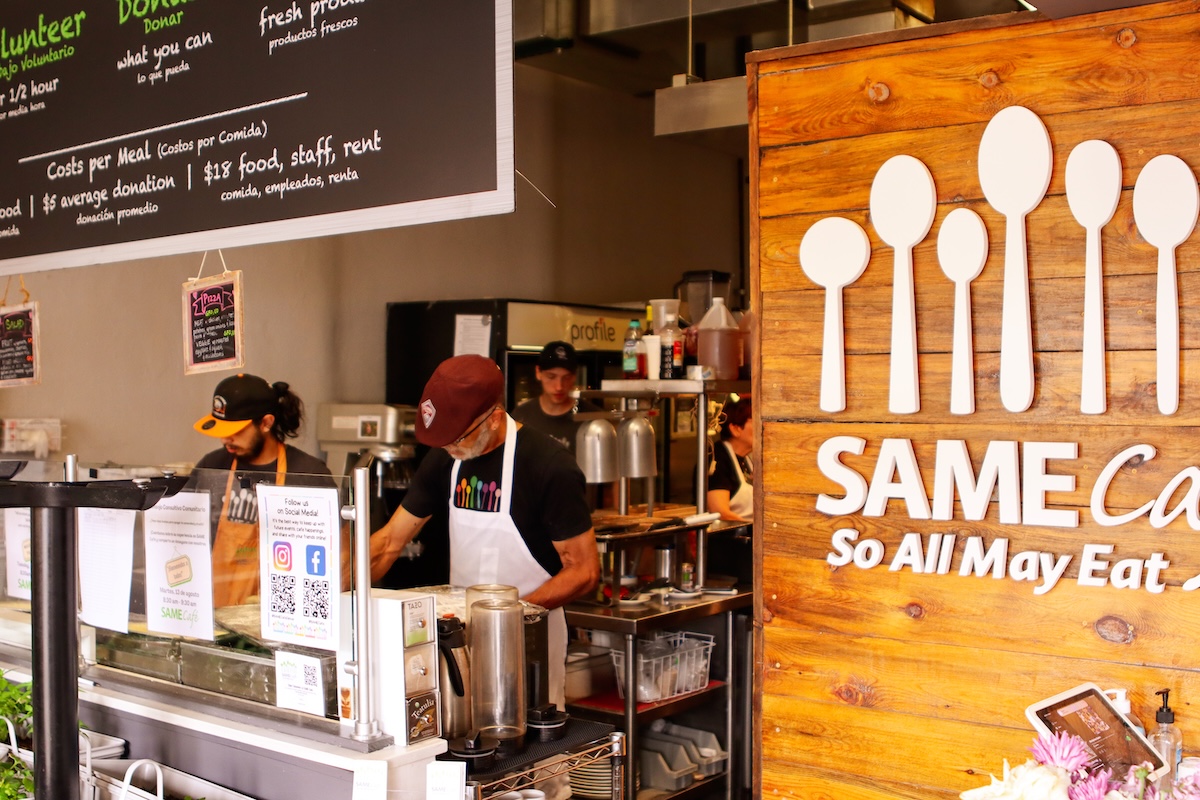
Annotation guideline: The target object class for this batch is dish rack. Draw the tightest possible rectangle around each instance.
[610,631,714,703]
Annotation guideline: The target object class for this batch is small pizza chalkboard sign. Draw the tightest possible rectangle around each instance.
[0,303,39,387]
[183,271,244,375]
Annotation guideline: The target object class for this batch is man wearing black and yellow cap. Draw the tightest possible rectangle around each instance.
[370,355,599,708]
[192,373,330,607]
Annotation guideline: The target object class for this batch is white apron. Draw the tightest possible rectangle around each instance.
[722,440,754,520]
[449,415,568,709]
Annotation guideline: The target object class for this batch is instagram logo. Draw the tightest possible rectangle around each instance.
[273,541,292,571]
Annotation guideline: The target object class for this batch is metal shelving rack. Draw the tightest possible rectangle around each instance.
[466,731,626,799]
[565,593,751,800]
[570,379,752,800]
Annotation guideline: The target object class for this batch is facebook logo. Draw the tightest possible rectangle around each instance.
[306,545,327,577]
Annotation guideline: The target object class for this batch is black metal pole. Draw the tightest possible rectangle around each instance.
[31,505,79,800]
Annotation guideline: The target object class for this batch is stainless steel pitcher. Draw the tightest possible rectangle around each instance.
[437,616,472,740]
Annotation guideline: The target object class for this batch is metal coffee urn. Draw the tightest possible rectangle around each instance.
[437,616,472,739]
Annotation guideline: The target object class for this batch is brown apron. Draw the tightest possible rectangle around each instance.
[211,447,287,608]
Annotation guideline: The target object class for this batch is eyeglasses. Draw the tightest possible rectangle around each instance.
[453,406,500,445]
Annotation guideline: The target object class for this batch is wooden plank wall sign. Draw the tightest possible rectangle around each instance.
[748,2,1200,797]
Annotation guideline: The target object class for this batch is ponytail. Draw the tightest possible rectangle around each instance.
[268,381,304,440]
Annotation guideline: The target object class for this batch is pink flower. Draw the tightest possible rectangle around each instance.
[1032,732,1093,774]
[1068,770,1112,800]
[1117,763,1158,800]
[1172,773,1200,800]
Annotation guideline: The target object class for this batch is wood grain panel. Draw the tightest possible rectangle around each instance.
[762,625,1200,732]
[757,198,1192,299]
[758,268,1198,357]
[749,2,1195,76]
[760,557,1200,669]
[756,350,1200,423]
[761,762,961,800]
[761,694,1033,792]
[756,5,1200,150]
[757,102,1200,221]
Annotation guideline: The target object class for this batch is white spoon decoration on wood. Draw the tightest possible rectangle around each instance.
[1133,154,1199,416]
[1066,140,1122,415]
[870,154,937,415]
[800,217,871,413]
[978,105,1053,413]
[937,208,989,415]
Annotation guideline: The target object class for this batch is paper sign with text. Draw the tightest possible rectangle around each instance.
[3,508,31,600]
[78,507,136,634]
[257,484,340,650]
[144,491,215,639]
[274,651,326,716]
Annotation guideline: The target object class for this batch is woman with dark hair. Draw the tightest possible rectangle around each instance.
[707,395,753,523]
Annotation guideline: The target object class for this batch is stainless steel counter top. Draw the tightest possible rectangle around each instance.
[565,590,753,635]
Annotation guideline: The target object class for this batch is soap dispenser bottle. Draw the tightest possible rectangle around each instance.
[1150,688,1184,792]
[1104,688,1146,737]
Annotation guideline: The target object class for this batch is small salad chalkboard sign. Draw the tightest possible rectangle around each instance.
[183,271,244,375]
[0,303,39,387]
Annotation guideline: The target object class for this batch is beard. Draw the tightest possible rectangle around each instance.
[447,419,498,461]
[227,426,267,461]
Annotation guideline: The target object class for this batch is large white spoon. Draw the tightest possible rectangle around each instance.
[870,154,936,415]
[978,105,1053,413]
[800,217,871,413]
[937,208,989,415]
[1066,140,1121,415]
[1133,154,1199,415]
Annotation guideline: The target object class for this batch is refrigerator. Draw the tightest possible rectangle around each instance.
[386,299,640,408]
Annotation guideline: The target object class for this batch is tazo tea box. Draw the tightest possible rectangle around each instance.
[402,595,435,646]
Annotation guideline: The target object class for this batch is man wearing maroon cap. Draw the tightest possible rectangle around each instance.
[370,355,599,708]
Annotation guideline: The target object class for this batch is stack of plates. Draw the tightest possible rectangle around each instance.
[570,759,637,799]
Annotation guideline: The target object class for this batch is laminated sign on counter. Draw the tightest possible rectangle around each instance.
[182,269,244,375]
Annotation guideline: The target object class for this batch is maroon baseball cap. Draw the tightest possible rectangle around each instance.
[416,355,504,447]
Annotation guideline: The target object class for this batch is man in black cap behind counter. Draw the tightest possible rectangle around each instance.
[192,373,331,607]
[511,340,603,454]
[369,354,599,708]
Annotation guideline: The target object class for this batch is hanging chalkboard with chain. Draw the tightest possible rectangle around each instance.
[0,1,513,274]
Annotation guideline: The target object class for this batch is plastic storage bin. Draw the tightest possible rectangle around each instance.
[639,737,696,791]
[644,724,727,776]
[565,644,616,701]
[611,631,714,703]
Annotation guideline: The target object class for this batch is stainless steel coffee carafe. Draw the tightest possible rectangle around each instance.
[437,616,472,740]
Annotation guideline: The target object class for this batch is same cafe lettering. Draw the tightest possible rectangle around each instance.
[819,437,1200,595]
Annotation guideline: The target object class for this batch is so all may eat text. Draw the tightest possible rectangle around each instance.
[818,437,1200,595]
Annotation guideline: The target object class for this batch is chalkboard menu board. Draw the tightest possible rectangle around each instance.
[183,270,243,374]
[0,303,38,386]
[0,1,513,273]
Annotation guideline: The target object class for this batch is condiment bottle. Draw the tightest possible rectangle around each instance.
[737,308,754,380]
[659,313,683,379]
[622,318,646,379]
[1150,688,1183,792]
[696,297,741,380]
